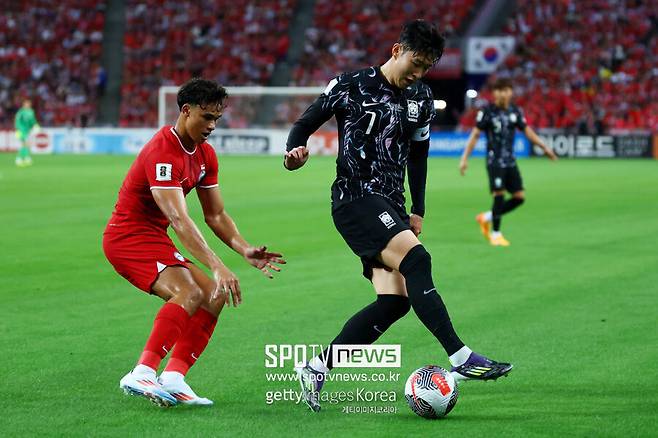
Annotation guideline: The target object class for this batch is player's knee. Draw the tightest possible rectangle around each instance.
[513,193,525,202]
[206,283,226,309]
[398,245,431,277]
[377,294,411,320]
[176,282,204,308]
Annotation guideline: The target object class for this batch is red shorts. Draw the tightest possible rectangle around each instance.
[103,227,190,293]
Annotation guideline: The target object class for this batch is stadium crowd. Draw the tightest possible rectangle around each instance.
[2,1,655,133]
[460,0,658,133]
[120,0,295,127]
[0,1,105,129]
[291,0,475,85]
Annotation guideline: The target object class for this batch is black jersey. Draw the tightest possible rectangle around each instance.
[287,66,433,213]
[476,103,527,167]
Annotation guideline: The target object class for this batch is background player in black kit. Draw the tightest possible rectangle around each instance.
[284,20,512,412]
[460,78,557,246]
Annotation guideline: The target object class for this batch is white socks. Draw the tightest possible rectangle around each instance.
[491,231,502,239]
[448,346,473,367]
[483,211,492,222]
[308,356,330,374]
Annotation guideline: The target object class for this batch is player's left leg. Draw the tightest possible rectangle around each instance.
[159,263,226,406]
[501,165,525,216]
[503,190,525,214]
[491,166,524,246]
[297,268,411,411]
[380,230,513,381]
[22,137,32,165]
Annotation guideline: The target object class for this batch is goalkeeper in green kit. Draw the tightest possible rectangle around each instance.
[14,99,40,167]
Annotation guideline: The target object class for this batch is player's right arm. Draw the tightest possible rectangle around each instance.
[460,107,489,175]
[460,127,480,176]
[284,75,349,170]
[151,188,241,306]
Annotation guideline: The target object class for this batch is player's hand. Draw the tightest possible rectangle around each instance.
[243,245,286,279]
[284,146,309,170]
[410,214,423,236]
[459,159,468,176]
[211,264,242,307]
[545,148,558,161]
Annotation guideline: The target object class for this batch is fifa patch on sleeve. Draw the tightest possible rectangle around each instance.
[378,211,396,229]
[155,163,173,181]
[476,111,484,122]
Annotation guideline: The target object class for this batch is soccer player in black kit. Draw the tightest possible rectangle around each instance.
[460,78,557,246]
[284,20,512,412]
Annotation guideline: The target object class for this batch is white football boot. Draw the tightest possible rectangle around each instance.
[119,366,177,407]
[158,371,213,406]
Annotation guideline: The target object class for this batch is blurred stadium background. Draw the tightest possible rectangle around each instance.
[2,1,657,436]
[1,0,656,156]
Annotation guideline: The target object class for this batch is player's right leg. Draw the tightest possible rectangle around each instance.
[297,269,410,411]
[489,189,510,246]
[159,263,226,406]
[120,266,204,407]
[380,230,513,381]
[15,136,28,167]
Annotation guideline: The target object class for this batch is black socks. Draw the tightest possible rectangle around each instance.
[492,195,524,231]
[398,245,465,356]
[322,294,410,369]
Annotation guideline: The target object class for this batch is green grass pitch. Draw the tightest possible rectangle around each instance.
[1,154,657,436]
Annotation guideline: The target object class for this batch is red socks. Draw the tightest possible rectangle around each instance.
[138,302,190,371]
[164,307,218,375]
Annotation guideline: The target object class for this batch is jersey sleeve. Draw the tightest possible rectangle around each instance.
[411,88,434,142]
[198,145,219,189]
[475,107,491,130]
[515,107,528,130]
[286,73,351,150]
[143,148,185,190]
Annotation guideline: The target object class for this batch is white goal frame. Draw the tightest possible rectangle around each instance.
[158,86,324,127]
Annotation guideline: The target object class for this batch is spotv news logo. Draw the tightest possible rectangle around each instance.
[264,344,401,368]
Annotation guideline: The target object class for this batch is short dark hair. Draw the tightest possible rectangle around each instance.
[492,78,513,90]
[177,78,228,111]
[399,19,445,63]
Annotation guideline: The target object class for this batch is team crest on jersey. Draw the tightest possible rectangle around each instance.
[407,100,419,122]
[509,113,517,123]
[198,164,206,182]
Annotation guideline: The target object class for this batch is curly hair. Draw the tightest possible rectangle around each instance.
[177,78,228,111]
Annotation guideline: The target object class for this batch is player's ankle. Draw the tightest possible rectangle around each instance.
[160,370,185,382]
[448,346,473,367]
[133,364,157,376]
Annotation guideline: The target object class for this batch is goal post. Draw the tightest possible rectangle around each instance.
[158,86,324,129]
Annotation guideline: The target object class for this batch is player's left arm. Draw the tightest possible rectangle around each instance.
[524,126,557,160]
[518,109,557,160]
[196,187,285,278]
[408,137,429,236]
[407,96,432,236]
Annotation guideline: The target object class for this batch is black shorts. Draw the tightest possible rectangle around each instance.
[487,164,524,193]
[332,194,410,280]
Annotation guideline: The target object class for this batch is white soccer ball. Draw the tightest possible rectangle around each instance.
[404,365,458,419]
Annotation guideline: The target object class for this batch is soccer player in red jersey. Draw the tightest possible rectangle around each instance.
[103,78,285,407]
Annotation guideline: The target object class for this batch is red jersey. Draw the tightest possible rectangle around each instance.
[106,126,219,236]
